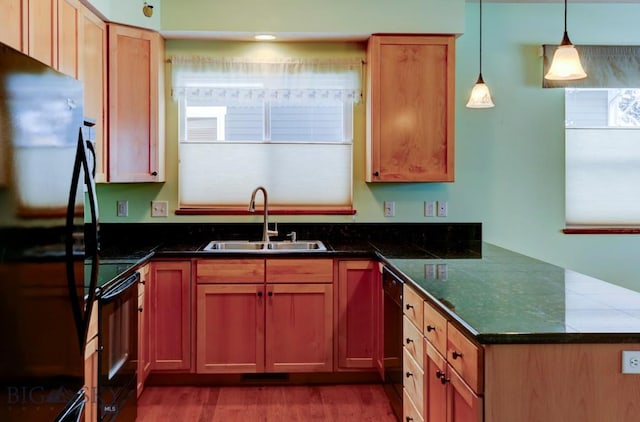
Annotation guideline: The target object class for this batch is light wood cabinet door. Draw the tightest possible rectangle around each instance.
[84,334,99,422]
[137,264,151,397]
[447,365,483,422]
[425,341,447,422]
[27,0,57,67]
[265,283,333,373]
[337,260,378,370]
[149,261,191,371]
[0,0,26,51]
[366,35,455,182]
[196,284,265,373]
[108,23,165,182]
[57,0,81,78]
[78,5,107,182]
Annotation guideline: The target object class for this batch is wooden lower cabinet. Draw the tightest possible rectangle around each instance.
[336,260,379,370]
[149,261,191,371]
[196,284,265,373]
[84,334,98,422]
[195,258,333,374]
[137,264,151,397]
[266,282,333,372]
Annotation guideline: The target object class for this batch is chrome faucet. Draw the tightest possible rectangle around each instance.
[248,186,278,243]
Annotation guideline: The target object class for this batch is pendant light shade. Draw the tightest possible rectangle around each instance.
[467,0,494,109]
[544,0,587,81]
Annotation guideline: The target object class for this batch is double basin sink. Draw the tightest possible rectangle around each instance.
[202,240,327,253]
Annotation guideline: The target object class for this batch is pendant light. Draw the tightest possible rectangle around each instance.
[544,0,586,81]
[466,0,494,109]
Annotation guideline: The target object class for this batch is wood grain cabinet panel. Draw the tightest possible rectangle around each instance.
[423,300,447,357]
[366,35,455,182]
[195,259,265,284]
[266,258,333,283]
[0,0,26,51]
[403,283,424,333]
[336,260,379,370]
[108,23,165,182]
[57,0,81,78]
[27,0,57,67]
[149,261,191,371]
[196,284,265,373]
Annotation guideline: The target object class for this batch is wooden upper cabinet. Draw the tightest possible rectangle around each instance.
[366,35,455,182]
[27,0,57,68]
[108,23,165,182]
[0,0,26,51]
[57,0,81,78]
[79,6,107,182]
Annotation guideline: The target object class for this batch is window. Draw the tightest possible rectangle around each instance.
[565,88,640,228]
[171,56,362,213]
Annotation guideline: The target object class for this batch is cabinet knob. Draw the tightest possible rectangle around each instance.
[405,303,414,310]
[435,370,445,379]
[138,307,143,313]
[440,376,451,385]
[139,280,145,285]
[405,371,413,378]
[452,351,463,360]
[257,291,263,297]
[406,418,414,422]
[426,325,436,332]
[268,291,273,297]
[151,171,158,176]
[405,338,413,345]
[373,171,380,177]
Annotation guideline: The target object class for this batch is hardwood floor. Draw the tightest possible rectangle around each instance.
[137,384,397,421]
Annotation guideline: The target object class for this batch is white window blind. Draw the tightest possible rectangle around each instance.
[565,88,640,227]
[171,56,362,210]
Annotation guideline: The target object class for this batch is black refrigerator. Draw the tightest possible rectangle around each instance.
[0,42,100,421]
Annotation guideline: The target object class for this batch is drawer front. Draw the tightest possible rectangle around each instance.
[403,316,424,369]
[403,389,424,422]
[403,284,424,332]
[266,259,333,283]
[447,323,483,394]
[403,348,424,416]
[195,259,265,283]
[423,300,447,356]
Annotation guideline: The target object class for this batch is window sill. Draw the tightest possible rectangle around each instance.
[563,227,640,234]
[175,207,356,216]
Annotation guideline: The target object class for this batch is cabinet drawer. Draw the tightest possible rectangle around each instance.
[266,259,333,283]
[403,316,423,369]
[195,259,264,283]
[447,323,483,394]
[403,348,424,416]
[403,284,424,332]
[423,300,447,356]
[403,389,424,422]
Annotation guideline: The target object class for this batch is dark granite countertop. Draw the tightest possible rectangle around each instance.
[92,223,639,345]
[382,243,640,344]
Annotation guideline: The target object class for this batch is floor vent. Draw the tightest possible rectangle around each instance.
[241,373,290,383]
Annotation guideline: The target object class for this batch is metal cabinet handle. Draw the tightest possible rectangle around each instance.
[426,325,435,332]
[406,371,413,378]
[405,338,413,345]
[452,351,463,360]
[405,303,414,310]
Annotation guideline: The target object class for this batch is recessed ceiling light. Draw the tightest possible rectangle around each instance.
[254,34,276,41]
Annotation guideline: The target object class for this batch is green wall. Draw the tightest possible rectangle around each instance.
[96,2,640,292]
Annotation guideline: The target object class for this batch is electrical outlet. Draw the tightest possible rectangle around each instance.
[117,200,128,217]
[424,264,436,280]
[436,263,448,280]
[384,201,396,217]
[622,351,640,374]
[151,200,168,217]
[424,201,435,217]
[437,201,448,217]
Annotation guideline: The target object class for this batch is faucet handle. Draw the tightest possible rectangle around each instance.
[286,231,297,242]
[267,222,278,238]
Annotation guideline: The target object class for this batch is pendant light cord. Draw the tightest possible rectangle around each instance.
[479,0,483,77]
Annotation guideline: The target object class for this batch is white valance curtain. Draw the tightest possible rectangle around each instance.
[170,55,363,105]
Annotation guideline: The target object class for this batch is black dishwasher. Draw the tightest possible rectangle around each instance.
[382,266,403,421]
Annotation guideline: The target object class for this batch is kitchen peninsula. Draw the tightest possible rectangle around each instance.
[96,223,640,422]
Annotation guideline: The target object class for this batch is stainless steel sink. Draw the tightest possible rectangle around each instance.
[202,240,326,253]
